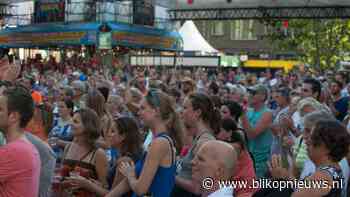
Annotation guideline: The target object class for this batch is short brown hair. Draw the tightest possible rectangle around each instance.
[311,119,350,162]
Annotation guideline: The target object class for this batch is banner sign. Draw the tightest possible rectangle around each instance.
[0,22,181,50]
[133,0,154,26]
[98,32,112,50]
[113,31,176,50]
[34,0,65,23]
[0,31,92,47]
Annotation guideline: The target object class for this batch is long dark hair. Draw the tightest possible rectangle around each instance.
[221,118,246,151]
[189,93,221,135]
[114,117,143,157]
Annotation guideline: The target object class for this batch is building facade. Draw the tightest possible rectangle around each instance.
[194,20,273,56]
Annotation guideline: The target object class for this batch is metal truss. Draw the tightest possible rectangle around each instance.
[169,6,350,20]
[0,3,11,19]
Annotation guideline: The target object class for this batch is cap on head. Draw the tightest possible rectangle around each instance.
[32,91,43,106]
[247,84,269,100]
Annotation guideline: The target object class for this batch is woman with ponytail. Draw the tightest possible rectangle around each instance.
[172,92,220,197]
[106,89,184,197]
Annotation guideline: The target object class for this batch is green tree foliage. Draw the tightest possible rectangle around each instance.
[265,19,350,70]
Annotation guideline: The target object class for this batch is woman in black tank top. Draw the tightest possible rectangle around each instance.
[53,108,109,197]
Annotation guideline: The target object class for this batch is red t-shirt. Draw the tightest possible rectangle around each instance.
[0,138,41,197]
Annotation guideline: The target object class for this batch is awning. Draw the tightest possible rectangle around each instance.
[0,22,182,51]
[243,60,300,72]
[109,23,182,51]
[0,23,99,48]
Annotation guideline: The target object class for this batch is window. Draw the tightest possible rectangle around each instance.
[202,21,207,37]
[212,21,224,36]
[230,20,257,40]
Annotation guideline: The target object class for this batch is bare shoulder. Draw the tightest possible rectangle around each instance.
[95,148,108,161]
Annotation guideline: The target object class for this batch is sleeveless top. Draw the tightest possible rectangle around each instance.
[107,151,144,197]
[299,165,344,197]
[60,144,98,197]
[246,106,273,178]
[177,132,215,180]
[133,133,176,197]
[317,165,344,197]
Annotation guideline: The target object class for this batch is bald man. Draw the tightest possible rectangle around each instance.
[192,140,238,197]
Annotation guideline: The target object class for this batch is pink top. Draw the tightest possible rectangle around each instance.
[0,139,41,197]
[180,145,191,157]
[232,150,258,195]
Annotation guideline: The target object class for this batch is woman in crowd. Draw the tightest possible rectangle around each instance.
[86,89,111,133]
[220,100,243,122]
[297,111,350,197]
[291,97,331,177]
[173,93,220,197]
[106,89,184,197]
[266,119,350,197]
[86,89,114,157]
[67,116,144,197]
[59,108,108,196]
[49,99,74,163]
[216,118,257,197]
[106,94,130,118]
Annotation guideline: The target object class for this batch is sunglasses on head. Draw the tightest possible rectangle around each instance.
[248,90,257,95]
[146,89,161,107]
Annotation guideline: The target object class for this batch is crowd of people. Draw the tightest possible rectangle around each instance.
[0,55,350,197]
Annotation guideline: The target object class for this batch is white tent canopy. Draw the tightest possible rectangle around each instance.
[179,20,218,54]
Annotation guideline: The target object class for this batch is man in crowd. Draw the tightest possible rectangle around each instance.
[328,80,350,121]
[301,77,322,101]
[192,140,238,197]
[0,57,55,197]
[0,85,41,197]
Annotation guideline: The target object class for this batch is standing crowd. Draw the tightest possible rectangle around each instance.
[0,55,350,197]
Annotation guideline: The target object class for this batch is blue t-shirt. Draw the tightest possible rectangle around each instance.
[50,117,73,161]
[334,96,350,121]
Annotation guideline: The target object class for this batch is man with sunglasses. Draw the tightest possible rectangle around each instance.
[240,84,273,178]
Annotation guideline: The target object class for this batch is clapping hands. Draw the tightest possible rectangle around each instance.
[119,161,136,179]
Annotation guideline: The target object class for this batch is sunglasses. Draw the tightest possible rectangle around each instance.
[302,88,310,93]
[146,89,161,107]
[248,90,257,95]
